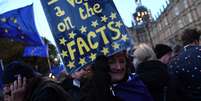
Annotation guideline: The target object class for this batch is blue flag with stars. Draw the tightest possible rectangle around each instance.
[23,45,49,58]
[41,0,131,73]
[0,4,43,45]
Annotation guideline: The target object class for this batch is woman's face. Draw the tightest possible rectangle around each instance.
[108,54,127,83]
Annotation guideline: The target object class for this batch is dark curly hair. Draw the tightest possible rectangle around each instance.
[181,28,201,46]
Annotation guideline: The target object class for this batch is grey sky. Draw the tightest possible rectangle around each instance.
[0,0,167,43]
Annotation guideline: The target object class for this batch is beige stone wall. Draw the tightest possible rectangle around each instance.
[151,0,201,46]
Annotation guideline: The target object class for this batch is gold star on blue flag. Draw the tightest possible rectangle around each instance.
[0,5,43,46]
[69,31,76,39]
[110,12,117,20]
[89,53,97,61]
[59,37,66,45]
[91,20,99,28]
[79,58,86,66]
[80,26,87,33]
[61,50,68,58]
[40,0,131,74]
[101,47,109,56]
[101,15,108,22]
[67,61,75,69]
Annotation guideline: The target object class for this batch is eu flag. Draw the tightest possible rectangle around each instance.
[23,45,49,57]
[0,4,43,45]
[51,64,65,77]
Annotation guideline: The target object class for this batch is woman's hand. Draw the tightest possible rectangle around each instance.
[3,85,11,101]
[10,75,26,101]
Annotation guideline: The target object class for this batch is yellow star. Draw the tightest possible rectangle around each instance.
[79,58,86,66]
[61,50,68,58]
[121,34,128,42]
[13,18,17,23]
[89,53,96,61]
[59,37,66,45]
[4,29,8,33]
[1,18,6,22]
[112,43,120,50]
[115,21,123,28]
[110,12,117,20]
[67,61,75,69]
[80,26,87,33]
[69,31,76,39]
[101,47,109,55]
[91,20,99,28]
[101,15,108,22]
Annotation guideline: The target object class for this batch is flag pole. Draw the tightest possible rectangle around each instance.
[0,59,4,71]
[46,45,52,73]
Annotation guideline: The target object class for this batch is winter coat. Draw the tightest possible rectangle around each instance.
[61,78,80,101]
[113,74,154,101]
[136,60,179,101]
[169,45,201,101]
[25,77,72,101]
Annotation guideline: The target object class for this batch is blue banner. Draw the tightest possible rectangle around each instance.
[41,0,130,73]
[23,45,49,58]
[0,4,44,46]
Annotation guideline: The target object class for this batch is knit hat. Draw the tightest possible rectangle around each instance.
[154,44,172,59]
[2,61,38,84]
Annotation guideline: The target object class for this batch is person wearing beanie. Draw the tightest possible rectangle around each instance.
[154,44,173,64]
[2,61,73,101]
[169,28,201,101]
[2,61,38,84]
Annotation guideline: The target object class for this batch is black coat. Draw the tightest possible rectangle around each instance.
[25,77,73,101]
[169,45,201,101]
[61,78,80,101]
[136,60,178,101]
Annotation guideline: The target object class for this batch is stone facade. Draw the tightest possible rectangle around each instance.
[129,0,201,47]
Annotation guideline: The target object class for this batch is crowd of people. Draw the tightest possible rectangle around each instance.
[0,28,201,101]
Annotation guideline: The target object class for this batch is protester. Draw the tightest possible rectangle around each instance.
[132,43,157,69]
[81,56,121,101]
[133,43,179,101]
[154,44,173,64]
[172,44,182,57]
[109,52,154,101]
[81,51,154,101]
[136,60,177,101]
[59,64,93,101]
[169,28,201,101]
[2,61,72,101]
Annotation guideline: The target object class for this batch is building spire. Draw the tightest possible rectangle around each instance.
[135,0,142,6]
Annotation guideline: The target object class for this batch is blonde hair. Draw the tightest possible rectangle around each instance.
[133,43,157,63]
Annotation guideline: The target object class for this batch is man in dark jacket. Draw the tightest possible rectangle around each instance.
[136,60,180,101]
[169,28,201,101]
[154,44,173,64]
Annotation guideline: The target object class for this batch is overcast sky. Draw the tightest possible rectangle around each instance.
[0,0,168,43]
